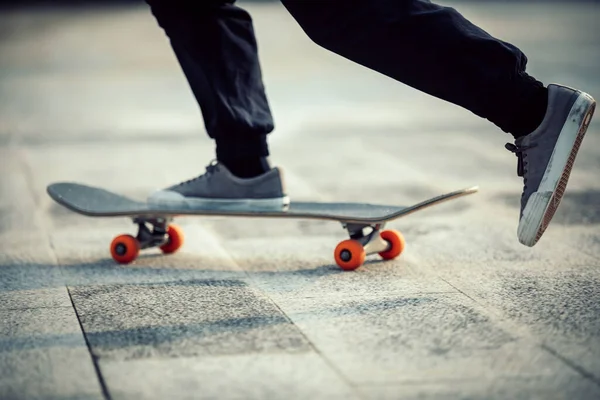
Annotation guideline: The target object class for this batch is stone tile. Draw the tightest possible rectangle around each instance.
[0,287,71,310]
[0,259,63,292]
[49,224,243,288]
[357,376,600,400]
[0,307,84,350]
[413,251,600,380]
[0,149,42,235]
[0,149,61,293]
[0,348,104,400]
[0,307,102,399]
[276,294,575,385]
[0,307,83,343]
[478,266,600,340]
[543,338,600,381]
[101,353,358,400]
[225,236,456,299]
[69,279,311,360]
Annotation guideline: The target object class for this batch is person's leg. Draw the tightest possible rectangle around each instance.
[281,0,596,246]
[145,0,288,209]
[146,0,273,177]
[280,0,546,138]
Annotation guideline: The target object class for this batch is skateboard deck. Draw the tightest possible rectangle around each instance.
[47,182,477,224]
[47,182,478,270]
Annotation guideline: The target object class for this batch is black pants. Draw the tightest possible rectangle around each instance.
[146,0,544,159]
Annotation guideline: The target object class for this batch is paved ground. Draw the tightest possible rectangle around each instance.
[1,1,599,399]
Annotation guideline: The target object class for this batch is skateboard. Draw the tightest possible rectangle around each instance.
[47,182,478,270]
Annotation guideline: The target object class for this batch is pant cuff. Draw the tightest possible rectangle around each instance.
[215,134,269,160]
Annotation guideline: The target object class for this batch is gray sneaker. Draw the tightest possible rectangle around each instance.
[505,84,596,247]
[148,161,289,210]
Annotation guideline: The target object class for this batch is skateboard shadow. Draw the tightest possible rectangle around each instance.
[0,257,348,293]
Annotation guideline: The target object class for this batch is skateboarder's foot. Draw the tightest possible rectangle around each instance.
[506,83,595,247]
[148,161,289,210]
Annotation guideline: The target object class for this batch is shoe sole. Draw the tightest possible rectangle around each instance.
[149,193,291,211]
[518,93,596,247]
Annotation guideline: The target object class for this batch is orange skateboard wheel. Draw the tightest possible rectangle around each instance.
[334,239,366,271]
[378,229,405,260]
[110,234,140,264]
[160,224,184,254]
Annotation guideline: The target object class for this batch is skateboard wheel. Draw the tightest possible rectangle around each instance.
[334,239,366,271]
[110,234,140,264]
[160,224,184,254]
[378,230,405,260]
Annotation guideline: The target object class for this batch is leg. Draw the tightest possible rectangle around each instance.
[145,0,288,209]
[280,0,546,137]
[146,0,273,175]
[281,0,596,246]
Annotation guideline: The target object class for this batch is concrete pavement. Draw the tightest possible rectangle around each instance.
[1,1,599,399]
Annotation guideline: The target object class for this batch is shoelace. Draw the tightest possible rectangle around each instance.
[174,160,220,187]
[505,142,536,180]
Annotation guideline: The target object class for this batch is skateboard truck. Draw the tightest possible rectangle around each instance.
[345,223,390,253]
[113,218,404,271]
[133,218,170,249]
[109,217,185,264]
[335,222,405,271]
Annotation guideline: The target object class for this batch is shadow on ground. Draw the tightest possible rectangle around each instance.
[0,258,346,292]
